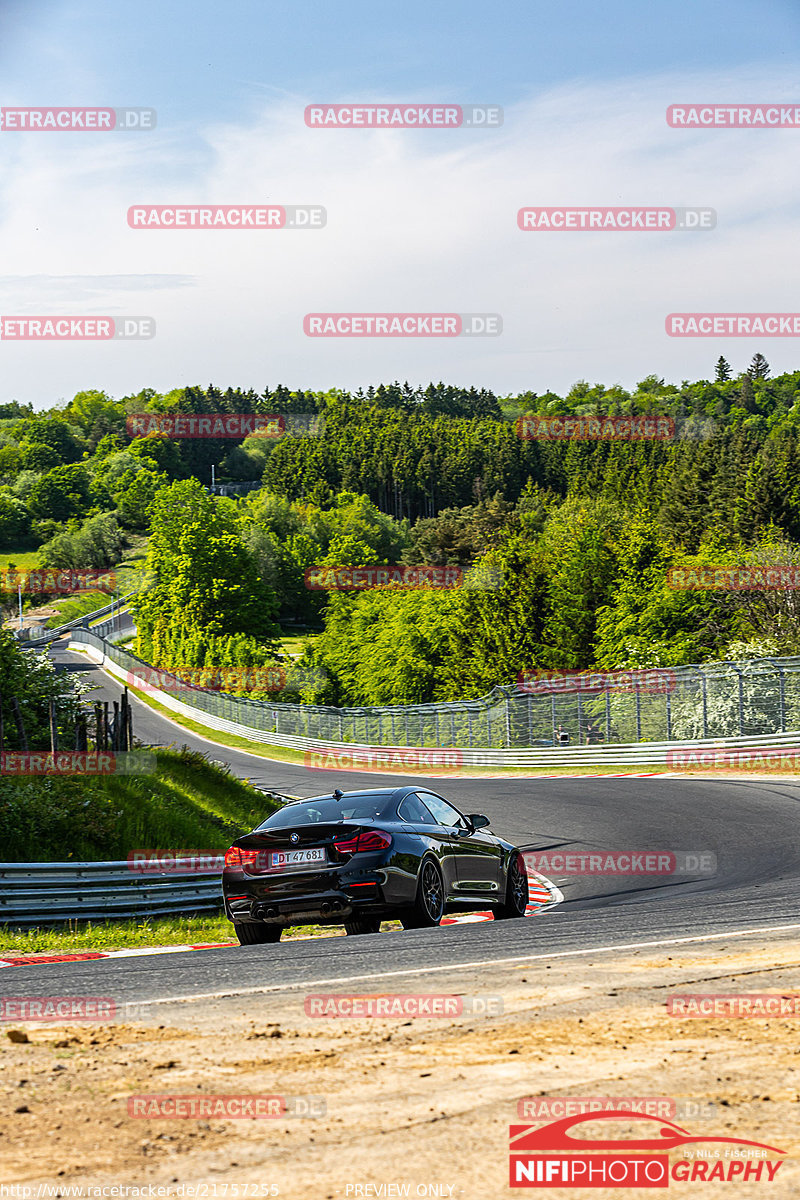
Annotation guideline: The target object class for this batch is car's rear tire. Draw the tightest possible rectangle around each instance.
[494,851,528,920]
[344,918,382,935]
[234,922,282,945]
[401,857,445,929]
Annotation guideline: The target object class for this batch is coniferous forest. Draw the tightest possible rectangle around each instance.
[2,357,799,705]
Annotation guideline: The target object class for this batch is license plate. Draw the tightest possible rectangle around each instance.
[270,848,326,869]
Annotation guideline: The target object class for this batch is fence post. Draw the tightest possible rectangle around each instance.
[527,694,533,746]
[605,691,611,742]
[666,688,672,741]
[779,665,786,732]
[49,698,59,753]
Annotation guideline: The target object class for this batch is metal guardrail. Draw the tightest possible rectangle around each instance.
[20,592,137,647]
[72,629,800,752]
[0,860,224,926]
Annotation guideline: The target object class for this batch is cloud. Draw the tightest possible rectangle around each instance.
[1,65,798,406]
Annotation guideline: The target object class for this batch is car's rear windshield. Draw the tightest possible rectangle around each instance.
[256,794,392,829]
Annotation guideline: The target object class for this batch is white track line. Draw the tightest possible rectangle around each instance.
[128,922,800,1009]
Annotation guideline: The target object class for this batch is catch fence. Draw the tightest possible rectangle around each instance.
[70,631,800,748]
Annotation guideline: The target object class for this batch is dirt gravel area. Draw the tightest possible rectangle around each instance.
[2,929,800,1197]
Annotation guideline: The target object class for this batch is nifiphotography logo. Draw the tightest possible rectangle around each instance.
[509,1112,785,1187]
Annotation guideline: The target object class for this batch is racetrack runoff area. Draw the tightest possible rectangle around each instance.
[2,926,800,1195]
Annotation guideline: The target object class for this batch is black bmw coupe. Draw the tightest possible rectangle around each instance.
[223,785,529,944]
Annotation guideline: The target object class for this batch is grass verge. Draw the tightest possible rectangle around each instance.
[45,590,113,628]
[0,914,405,954]
[0,746,281,861]
[0,547,40,571]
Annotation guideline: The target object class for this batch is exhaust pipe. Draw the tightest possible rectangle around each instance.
[321,901,331,915]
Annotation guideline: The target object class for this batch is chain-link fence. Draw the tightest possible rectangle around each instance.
[70,631,800,749]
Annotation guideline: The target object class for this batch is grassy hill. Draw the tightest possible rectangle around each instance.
[0,747,279,861]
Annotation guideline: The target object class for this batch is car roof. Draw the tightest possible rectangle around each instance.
[298,785,427,804]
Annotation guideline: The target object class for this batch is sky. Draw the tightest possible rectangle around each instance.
[0,0,799,408]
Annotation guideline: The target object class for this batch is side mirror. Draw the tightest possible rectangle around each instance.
[467,814,491,830]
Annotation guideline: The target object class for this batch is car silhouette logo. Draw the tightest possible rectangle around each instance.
[290,833,300,844]
[510,1112,785,1154]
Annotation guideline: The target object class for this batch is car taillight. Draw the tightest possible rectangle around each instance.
[335,830,392,855]
[224,846,260,869]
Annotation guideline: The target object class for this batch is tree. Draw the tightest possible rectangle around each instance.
[740,375,757,414]
[113,467,169,530]
[715,356,732,382]
[134,479,280,672]
[0,494,31,547]
[0,627,85,749]
[18,415,83,463]
[748,354,770,380]
[28,465,92,521]
[39,512,126,569]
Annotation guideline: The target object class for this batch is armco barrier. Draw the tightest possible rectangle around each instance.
[0,860,223,926]
[19,592,137,647]
[69,631,800,768]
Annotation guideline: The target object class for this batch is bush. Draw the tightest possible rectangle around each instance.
[0,493,31,548]
[39,512,126,570]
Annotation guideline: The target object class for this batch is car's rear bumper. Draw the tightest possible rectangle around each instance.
[223,861,413,927]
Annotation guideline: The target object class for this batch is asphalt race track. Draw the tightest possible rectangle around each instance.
[16,637,799,1008]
